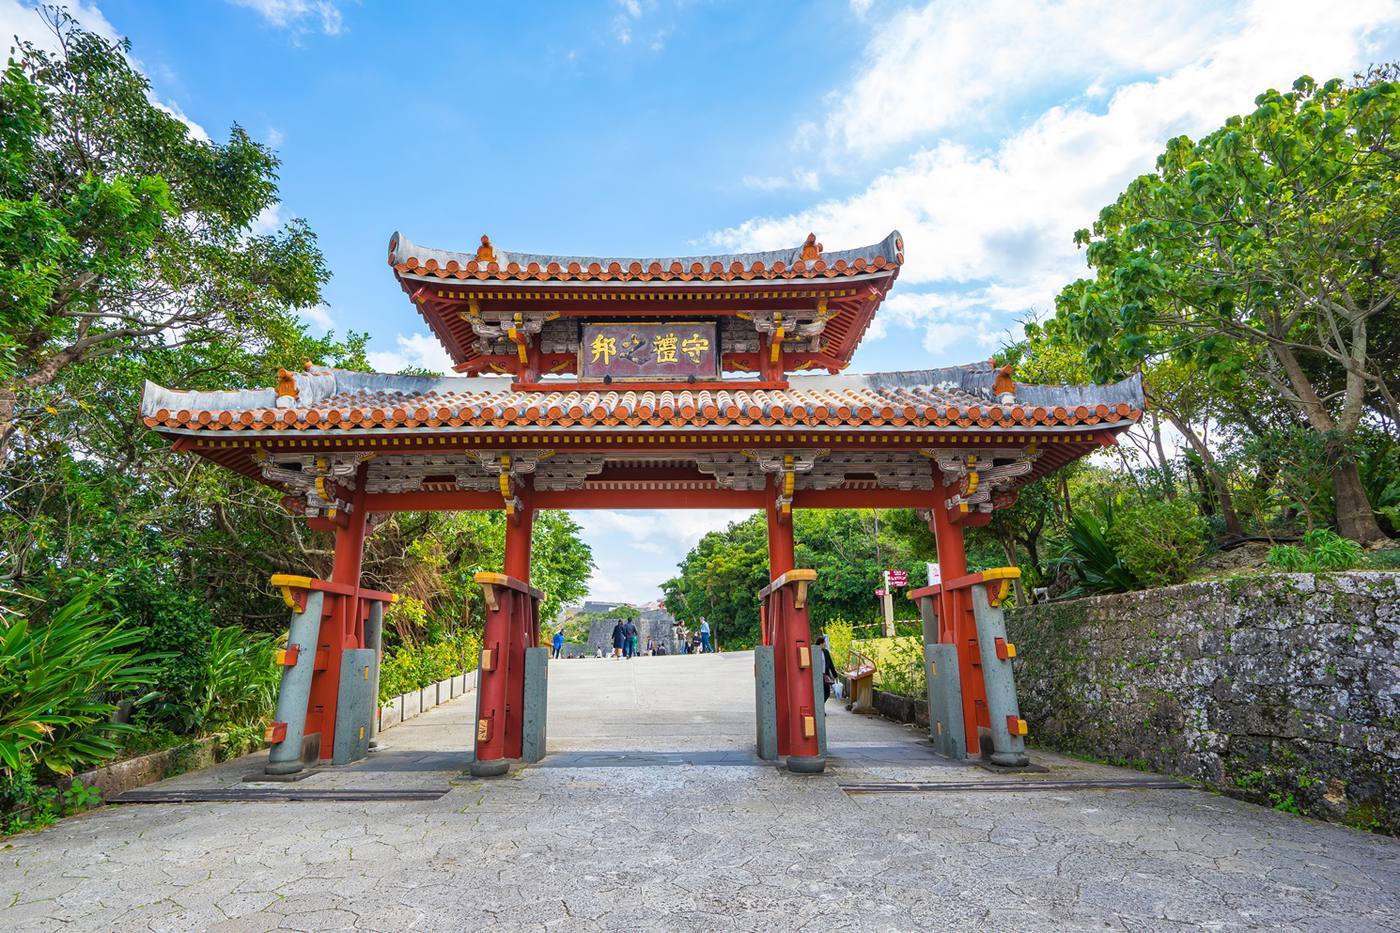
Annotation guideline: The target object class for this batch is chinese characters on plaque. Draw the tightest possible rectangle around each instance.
[579,322,719,381]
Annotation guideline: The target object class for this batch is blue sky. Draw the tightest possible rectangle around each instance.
[6,0,1396,602]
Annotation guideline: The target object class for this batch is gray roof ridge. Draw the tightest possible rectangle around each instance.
[140,363,1143,416]
[388,230,903,272]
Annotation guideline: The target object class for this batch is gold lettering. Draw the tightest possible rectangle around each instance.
[681,332,710,364]
[590,333,617,366]
[653,333,679,364]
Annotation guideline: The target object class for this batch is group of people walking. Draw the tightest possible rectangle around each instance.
[553,621,841,701]
[547,616,722,660]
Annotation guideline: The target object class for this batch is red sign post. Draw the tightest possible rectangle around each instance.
[887,570,909,588]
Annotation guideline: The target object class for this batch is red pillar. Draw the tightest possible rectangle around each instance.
[309,463,369,759]
[765,482,821,768]
[504,491,533,580]
[766,478,795,577]
[473,485,535,775]
[929,476,986,755]
[930,477,968,640]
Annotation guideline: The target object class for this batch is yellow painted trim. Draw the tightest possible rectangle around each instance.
[270,573,314,609]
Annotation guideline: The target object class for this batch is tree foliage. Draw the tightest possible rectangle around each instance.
[0,12,593,797]
[1039,72,1398,543]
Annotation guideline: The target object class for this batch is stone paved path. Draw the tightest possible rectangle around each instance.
[2,651,1397,931]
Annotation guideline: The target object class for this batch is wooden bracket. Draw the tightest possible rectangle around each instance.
[793,579,810,610]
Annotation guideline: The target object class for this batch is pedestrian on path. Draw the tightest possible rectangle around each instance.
[552,628,565,659]
[625,620,639,658]
[699,618,711,654]
[816,634,839,702]
[611,619,625,659]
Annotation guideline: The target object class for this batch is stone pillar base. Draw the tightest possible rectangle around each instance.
[470,758,510,778]
[785,755,826,774]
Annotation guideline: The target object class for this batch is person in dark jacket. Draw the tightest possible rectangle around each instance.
[624,620,639,658]
[611,620,625,659]
[816,634,839,702]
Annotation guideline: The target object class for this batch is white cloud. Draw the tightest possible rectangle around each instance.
[713,0,1397,361]
[266,127,285,147]
[741,169,821,192]
[0,0,117,51]
[298,303,334,332]
[850,0,874,17]
[366,332,456,375]
[227,0,344,35]
[249,201,282,235]
[152,99,211,142]
[575,509,751,603]
[1,2,213,141]
[823,0,1247,160]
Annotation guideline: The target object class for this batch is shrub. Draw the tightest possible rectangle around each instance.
[1267,529,1366,572]
[0,588,159,780]
[114,579,215,734]
[376,628,482,704]
[1053,500,1140,594]
[199,626,280,730]
[1110,497,1210,588]
[821,619,855,670]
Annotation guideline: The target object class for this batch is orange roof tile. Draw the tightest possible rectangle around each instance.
[388,231,904,285]
[140,364,1143,436]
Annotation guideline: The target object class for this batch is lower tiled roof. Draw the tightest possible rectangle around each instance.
[141,364,1143,435]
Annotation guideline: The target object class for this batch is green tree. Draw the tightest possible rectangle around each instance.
[0,9,330,458]
[1045,73,1398,543]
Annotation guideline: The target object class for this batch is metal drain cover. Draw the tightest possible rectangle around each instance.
[839,778,1192,795]
[112,787,449,804]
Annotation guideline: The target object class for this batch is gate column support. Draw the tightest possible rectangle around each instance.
[759,569,824,773]
[471,503,545,777]
[263,575,397,775]
[908,567,1026,764]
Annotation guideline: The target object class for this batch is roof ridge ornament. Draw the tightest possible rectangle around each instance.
[276,368,299,409]
[475,235,496,263]
[992,360,1017,404]
[800,233,823,261]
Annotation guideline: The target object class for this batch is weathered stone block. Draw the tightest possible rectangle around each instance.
[379,699,401,731]
[1007,571,1400,834]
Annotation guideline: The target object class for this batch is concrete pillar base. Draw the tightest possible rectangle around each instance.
[470,758,510,778]
[989,751,1029,768]
[264,761,304,777]
[785,755,826,774]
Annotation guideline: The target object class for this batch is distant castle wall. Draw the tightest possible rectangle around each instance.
[571,602,684,656]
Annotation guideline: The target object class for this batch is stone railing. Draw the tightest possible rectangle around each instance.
[376,672,474,733]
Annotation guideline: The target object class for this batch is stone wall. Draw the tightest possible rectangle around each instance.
[580,607,682,656]
[1006,572,1400,833]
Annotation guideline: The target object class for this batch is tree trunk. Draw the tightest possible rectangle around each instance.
[1331,444,1389,545]
[1151,414,1175,498]
[1272,339,1387,544]
[1162,411,1244,537]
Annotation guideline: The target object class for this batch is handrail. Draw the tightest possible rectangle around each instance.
[844,646,877,679]
[907,567,1020,607]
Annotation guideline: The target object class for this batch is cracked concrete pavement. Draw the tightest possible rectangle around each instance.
[2,651,1397,931]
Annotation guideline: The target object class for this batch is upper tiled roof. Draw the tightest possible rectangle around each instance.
[141,363,1143,435]
[388,231,904,284]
